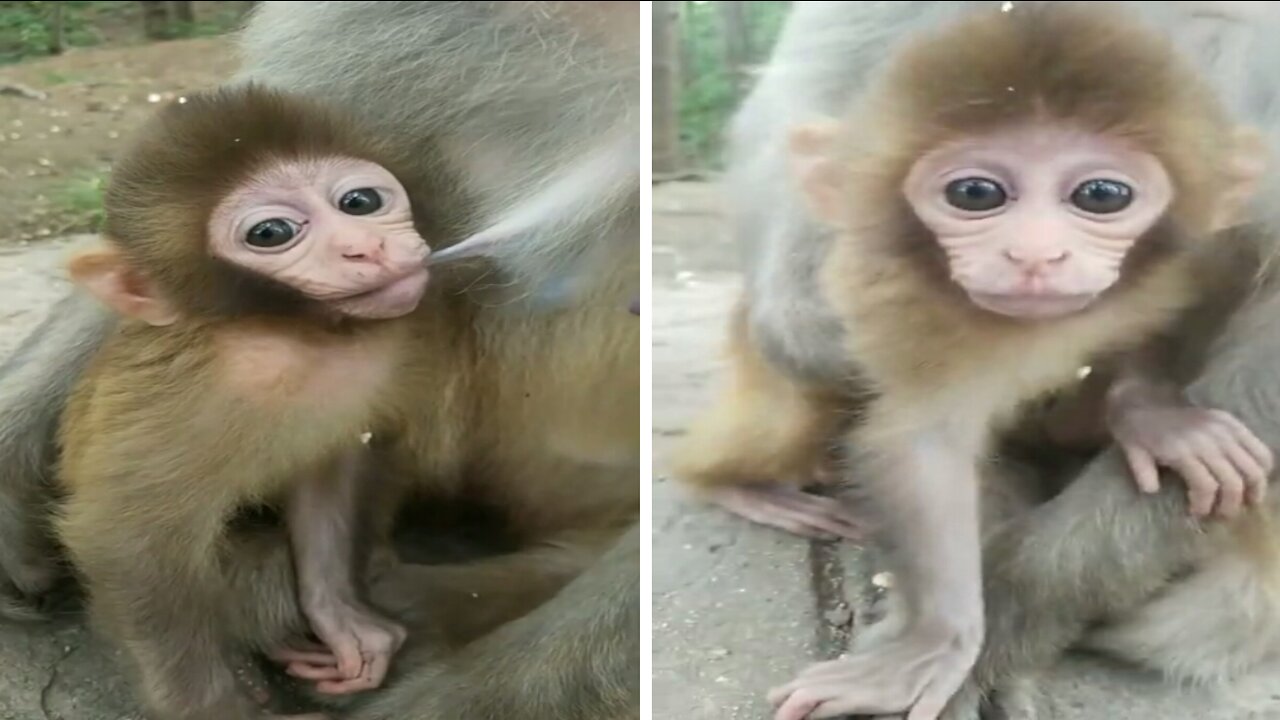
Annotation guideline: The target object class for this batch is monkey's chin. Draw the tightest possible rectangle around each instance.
[333,268,431,320]
[967,291,1099,320]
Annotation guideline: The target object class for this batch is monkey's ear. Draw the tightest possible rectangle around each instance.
[788,120,848,226]
[1211,126,1270,232]
[68,244,180,327]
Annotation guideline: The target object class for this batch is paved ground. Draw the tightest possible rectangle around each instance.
[0,236,142,718]
[650,180,1280,720]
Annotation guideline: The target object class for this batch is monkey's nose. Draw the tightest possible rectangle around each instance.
[340,236,387,263]
[1002,247,1070,271]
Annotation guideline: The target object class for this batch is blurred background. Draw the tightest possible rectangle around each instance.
[653,0,790,176]
[0,1,252,246]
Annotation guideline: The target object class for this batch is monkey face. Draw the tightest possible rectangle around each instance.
[902,122,1173,320]
[207,156,432,320]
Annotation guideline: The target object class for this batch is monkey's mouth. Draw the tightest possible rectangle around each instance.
[968,291,1098,320]
[334,268,431,319]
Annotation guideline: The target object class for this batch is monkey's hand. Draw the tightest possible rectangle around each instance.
[1109,399,1273,518]
[272,599,407,695]
[766,620,982,720]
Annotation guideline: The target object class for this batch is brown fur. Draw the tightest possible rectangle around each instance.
[102,84,466,322]
[677,3,1253,492]
[53,84,639,719]
[51,88,439,719]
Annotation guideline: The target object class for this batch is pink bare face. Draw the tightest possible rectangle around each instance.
[208,156,431,320]
[903,123,1173,320]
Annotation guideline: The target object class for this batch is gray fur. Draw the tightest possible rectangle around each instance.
[352,525,639,720]
[0,291,114,618]
[235,1,638,302]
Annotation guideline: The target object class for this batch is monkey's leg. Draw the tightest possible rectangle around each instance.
[0,292,113,619]
[938,291,1280,720]
[671,304,860,540]
[281,449,407,695]
[350,524,639,720]
[1081,533,1280,686]
[227,526,623,657]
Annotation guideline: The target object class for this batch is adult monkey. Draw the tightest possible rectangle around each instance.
[0,1,639,718]
[670,1,1280,718]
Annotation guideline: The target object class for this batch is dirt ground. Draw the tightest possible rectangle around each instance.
[0,34,240,245]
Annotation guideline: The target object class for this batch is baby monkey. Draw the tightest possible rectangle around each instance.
[766,4,1272,719]
[54,85,440,719]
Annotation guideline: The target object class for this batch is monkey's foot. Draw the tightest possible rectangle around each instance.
[767,626,980,720]
[703,483,863,540]
[273,601,407,695]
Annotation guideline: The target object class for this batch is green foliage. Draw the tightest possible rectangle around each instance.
[53,169,107,232]
[0,1,101,64]
[0,2,242,65]
[677,1,790,168]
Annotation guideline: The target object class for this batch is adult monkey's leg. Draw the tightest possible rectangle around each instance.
[352,524,640,720]
[221,524,642,720]
[0,292,114,619]
[940,285,1280,720]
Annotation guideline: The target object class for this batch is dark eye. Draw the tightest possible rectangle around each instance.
[338,188,383,215]
[1070,179,1133,214]
[245,218,297,248]
[944,177,1008,212]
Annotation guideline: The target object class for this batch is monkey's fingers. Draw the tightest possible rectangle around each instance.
[771,682,918,720]
[1217,425,1271,506]
[311,655,387,696]
[1172,457,1219,518]
[285,662,349,682]
[1189,443,1245,518]
[269,648,339,668]
[323,635,366,680]
[1209,409,1276,473]
[1121,444,1161,494]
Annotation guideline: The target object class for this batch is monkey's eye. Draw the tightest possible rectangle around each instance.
[1070,179,1133,214]
[245,218,298,248]
[944,178,1008,212]
[338,188,384,216]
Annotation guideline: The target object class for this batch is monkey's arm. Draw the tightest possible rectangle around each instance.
[769,418,984,720]
[278,448,406,696]
[1103,338,1274,517]
[940,291,1280,719]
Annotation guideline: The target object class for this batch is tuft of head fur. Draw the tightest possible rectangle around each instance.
[102,84,454,322]
[842,2,1240,243]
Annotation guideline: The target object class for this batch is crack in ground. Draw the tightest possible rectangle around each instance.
[807,539,852,659]
[39,643,79,720]
[808,539,881,662]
